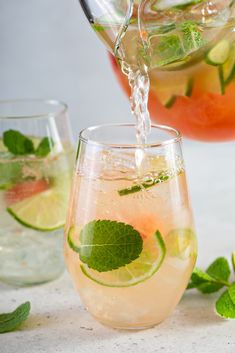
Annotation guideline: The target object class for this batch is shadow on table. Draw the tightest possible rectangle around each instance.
[171,291,224,327]
[20,304,131,342]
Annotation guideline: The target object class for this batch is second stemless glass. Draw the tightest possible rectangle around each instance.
[65,123,197,329]
[0,99,74,286]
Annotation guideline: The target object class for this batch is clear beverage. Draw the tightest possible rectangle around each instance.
[0,100,74,286]
[65,124,197,329]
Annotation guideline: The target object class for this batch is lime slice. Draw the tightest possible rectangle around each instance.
[166,228,197,260]
[68,228,166,287]
[7,174,71,231]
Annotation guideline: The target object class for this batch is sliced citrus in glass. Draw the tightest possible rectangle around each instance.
[166,228,197,260]
[7,173,71,231]
[68,227,166,287]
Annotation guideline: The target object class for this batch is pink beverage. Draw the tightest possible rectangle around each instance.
[65,124,196,329]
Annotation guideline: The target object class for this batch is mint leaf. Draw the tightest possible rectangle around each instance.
[198,257,231,294]
[78,220,143,272]
[216,289,235,319]
[207,257,231,280]
[187,268,219,290]
[35,137,54,157]
[190,268,218,286]
[181,21,204,52]
[3,130,34,156]
[0,302,31,333]
[232,251,235,273]
[228,283,235,305]
[155,34,184,67]
[155,20,204,67]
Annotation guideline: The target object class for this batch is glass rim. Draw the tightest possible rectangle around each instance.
[79,123,182,149]
[0,99,68,120]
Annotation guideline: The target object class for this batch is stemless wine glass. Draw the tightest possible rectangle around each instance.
[0,99,74,286]
[65,123,197,329]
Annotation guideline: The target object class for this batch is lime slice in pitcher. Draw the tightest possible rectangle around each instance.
[68,228,166,287]
[7,174,71,231]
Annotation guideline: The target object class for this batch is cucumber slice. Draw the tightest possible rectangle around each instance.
[206,40,231,66]
[222,48,235,85]
[216,47,235,95]
[222,48,235,83]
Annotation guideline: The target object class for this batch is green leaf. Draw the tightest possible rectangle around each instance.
[190,268,218,285]
[187,268,218,291]
[216,289,235,319]
[155,34,184,67]
[3,130,34,156]
[78,220,143,272]
[155,20,204,67]
[181,21,204,52]
[228,283,235,305]
[0,302,31,333]
[35,137,54,157]
[198,257,231,294]
[232,251,235,273]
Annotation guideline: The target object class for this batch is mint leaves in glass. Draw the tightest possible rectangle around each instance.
[0,99,74,286]
[65,123,196,329]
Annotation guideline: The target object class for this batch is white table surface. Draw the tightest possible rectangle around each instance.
[1,141,235,353]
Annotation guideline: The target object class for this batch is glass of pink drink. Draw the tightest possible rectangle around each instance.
[64,123,197,329]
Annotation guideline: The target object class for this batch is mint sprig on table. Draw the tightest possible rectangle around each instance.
[3,130,54,157]
[188,254,235,319]
[0,302,31,333]
[68,220,143,272]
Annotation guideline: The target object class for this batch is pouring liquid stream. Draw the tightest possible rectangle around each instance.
[114,0,152,174]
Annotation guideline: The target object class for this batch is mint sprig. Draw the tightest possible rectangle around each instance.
[3,130,54,158]
[188,253,235,319]
[0,302,31,333]
[68,220,143,272]
[154,20,204,67]
[3,130,34,156]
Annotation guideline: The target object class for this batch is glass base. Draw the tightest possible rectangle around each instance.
[0,226,64,286]
[91,314,163,331]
